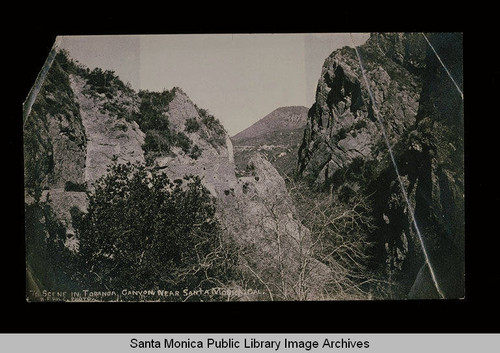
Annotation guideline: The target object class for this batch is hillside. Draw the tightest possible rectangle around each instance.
[23,33,464,301]
[23,50,331,302]
[231,106,308,176]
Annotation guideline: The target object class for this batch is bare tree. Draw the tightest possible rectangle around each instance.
[287,178,393,299]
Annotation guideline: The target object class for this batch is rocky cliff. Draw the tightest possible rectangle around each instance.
[404,33,464,298]
[24,49,329,301]
[69,74,145,187]
[24,52,87,197]
[24,52,146,250]
[24,34,463,300]
[297,33,464,298]
[139,89,330,300]
[298,33,425,187]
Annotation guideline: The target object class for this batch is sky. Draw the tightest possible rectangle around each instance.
[58,33,369,136]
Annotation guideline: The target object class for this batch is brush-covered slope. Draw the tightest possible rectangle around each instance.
[24,49,331,301]
[232,106,308,176]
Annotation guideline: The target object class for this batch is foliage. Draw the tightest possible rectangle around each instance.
[73,162,236,296]
[198,109,227,148]
[134,90,174,131]
[132,90,202,159]
[99,101,131,121]
[184,117,201,133]
[25,201,77,296]
[336,127,347,140]
[353,119,368,130]
[24,51,82,199]
[143,130,170,155]
[175,131,192,152]
[84,67,130,98]
[64,181,87,192]
[188,145,202,160]
[55,49,88,77]
[143,129,193,156]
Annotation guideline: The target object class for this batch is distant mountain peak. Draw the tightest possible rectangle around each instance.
[232,106,308,142]
[231,106,309,177]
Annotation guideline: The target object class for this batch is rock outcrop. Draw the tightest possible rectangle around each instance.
[25,33,463,300]
[298,33,425,186]
[24,48,329,300]
[405,33,464,298]
[296,33,464,298]
[24,52,147,247]
[69,74,145,187]
[153,88,237,198]
[147,92,330,300]
[24,53,87,197]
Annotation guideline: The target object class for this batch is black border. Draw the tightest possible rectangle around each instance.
[5,5,498,335]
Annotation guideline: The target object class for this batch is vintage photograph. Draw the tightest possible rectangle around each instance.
[23,33,464,302]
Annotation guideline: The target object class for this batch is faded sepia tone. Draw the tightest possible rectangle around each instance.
[24,33,464,302]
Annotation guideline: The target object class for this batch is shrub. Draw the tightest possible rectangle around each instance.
[189,145,202,160]
[185,117,201,133]
[201,114,225,134]
[64,181,87,192]
[133,90,171,131]
[84,67,129,97]
[55,49,88,77]
[100,102,131,121]
[133,90,200,159]
[175,131,192,153]
[74,162,237,296]
[143,130,171,154]
[199,111,227,148]
[142,129,195,158]
[354,119,368,130]
[112,122,128,132]
[337,127,348,140]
